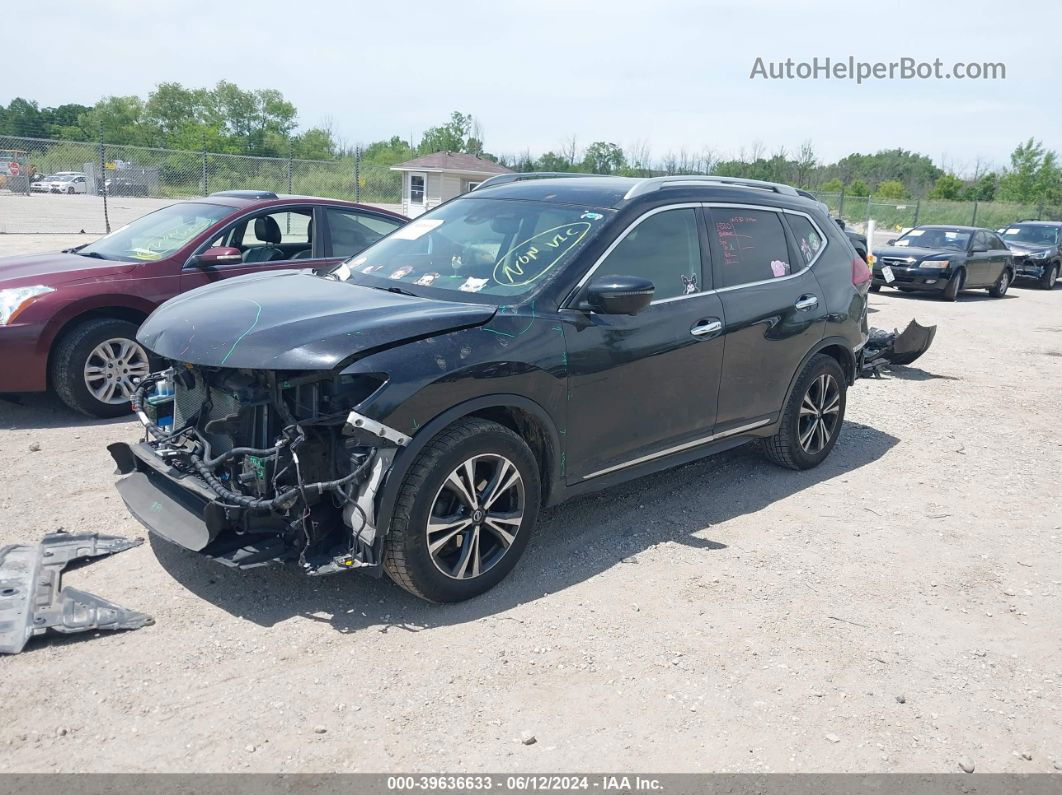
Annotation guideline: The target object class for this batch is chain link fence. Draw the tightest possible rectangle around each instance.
[0,134,401,234]
[3,132,1061,236]
[817,191,1062,233]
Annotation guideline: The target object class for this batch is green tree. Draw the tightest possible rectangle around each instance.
[962,173,997,201]
[820,178,843,192]
[876,180,907,199]
[534,151,575,172]
[581,141,626,174]
[418,112,482,156]
[78,96,147,144]
[929,174,964,200]
[998,138,1061,203]
[362,136,415,166]
[848,179,870,197]
[2,98,47,137]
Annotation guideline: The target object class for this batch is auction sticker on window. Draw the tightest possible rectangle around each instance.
[391,218,444,240]
[882,265,895,283]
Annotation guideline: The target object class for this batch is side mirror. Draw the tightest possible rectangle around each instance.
[193,246,242,266]
[886,238,897,245]
[835,218,846,230]
[582,275,654,315]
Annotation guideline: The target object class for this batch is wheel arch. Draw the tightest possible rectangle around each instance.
[45,305,153,385]
[374,394,564,537]
[780,338,857,418]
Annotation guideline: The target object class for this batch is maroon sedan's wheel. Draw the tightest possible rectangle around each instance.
[51,318,150,418]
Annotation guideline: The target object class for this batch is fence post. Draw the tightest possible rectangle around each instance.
[866,193,872,226]
[1037,200,1045,220]
[98,133,111,234]
[287,138,294,195]
[838,188,845,219]
[971,200,979,226]
[201,140,208,197]
[913,199,920,227]
[354,146,361,203]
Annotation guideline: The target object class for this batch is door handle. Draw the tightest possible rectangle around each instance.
[794,294,819,311]
[691,319,723,337]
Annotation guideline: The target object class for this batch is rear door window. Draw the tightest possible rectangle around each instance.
[326,208,404,258]
[708,208,793,287]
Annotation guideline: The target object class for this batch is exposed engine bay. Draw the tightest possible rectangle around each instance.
[109,364,407,576]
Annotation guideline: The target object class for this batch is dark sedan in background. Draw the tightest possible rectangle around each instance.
[999,221,1061,289]
[870,225,1014,301]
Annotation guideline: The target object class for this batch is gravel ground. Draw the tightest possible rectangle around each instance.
[0,240,1060,773]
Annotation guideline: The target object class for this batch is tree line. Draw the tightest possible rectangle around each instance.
[2,84,1058,205]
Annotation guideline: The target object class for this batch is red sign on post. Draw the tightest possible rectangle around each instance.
[4,162,19,177]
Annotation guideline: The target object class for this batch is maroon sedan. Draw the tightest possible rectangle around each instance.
[0,190,406,417]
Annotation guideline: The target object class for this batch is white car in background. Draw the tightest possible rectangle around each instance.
[30,172,88,194]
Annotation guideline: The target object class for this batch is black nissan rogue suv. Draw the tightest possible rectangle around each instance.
[110,174,871,602]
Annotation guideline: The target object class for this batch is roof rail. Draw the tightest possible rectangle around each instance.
[475,172,610,190]
[623,175,799,200]
[209,189,279,199]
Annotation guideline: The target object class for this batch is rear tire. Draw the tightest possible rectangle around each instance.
[942,269,965,301]
[1041,264,1059,290]
[763,354,847,471]
[383,418,540,603]
[988,269,1010,298]
[869,283,881,293]
[50,318,150,418]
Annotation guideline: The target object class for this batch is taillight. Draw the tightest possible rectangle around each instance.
[852,257,872,287]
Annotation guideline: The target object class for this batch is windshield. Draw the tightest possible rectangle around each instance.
[335,197,611,301]
[81,202,231,262]
[894,228,970,252]
[1001,225,1059,246]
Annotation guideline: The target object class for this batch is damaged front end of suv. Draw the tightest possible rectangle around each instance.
[110,365,405,575]
[108,269,499,577]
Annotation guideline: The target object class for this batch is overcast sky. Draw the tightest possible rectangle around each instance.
[9,0,1061,172]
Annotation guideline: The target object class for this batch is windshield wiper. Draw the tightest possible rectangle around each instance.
[379,285,416,297]
[76,251,107,260]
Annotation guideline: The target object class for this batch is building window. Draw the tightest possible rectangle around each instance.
[466,181,482,192]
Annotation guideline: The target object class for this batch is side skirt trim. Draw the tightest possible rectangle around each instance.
[581,418,771,481]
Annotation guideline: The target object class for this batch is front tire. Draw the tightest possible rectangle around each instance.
[50,318,151,418]
[1041,264,1059,290]
[988,268,1011,298]
[942,269,965,301]
[869,283,881,293]
[763,354,847,471]
[383,418,541,602]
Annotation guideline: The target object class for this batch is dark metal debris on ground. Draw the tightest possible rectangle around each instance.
[0,531,153,654]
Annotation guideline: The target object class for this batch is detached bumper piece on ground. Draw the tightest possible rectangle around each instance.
[0,531,153,654]
[861,320,938,378]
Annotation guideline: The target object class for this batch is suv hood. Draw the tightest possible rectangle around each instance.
[138,270,497,370]
[0,252,135,288]
[1003,243,1052,256]
[873,245,959,261]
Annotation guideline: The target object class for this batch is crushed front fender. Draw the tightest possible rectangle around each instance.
[0,531,153,654]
